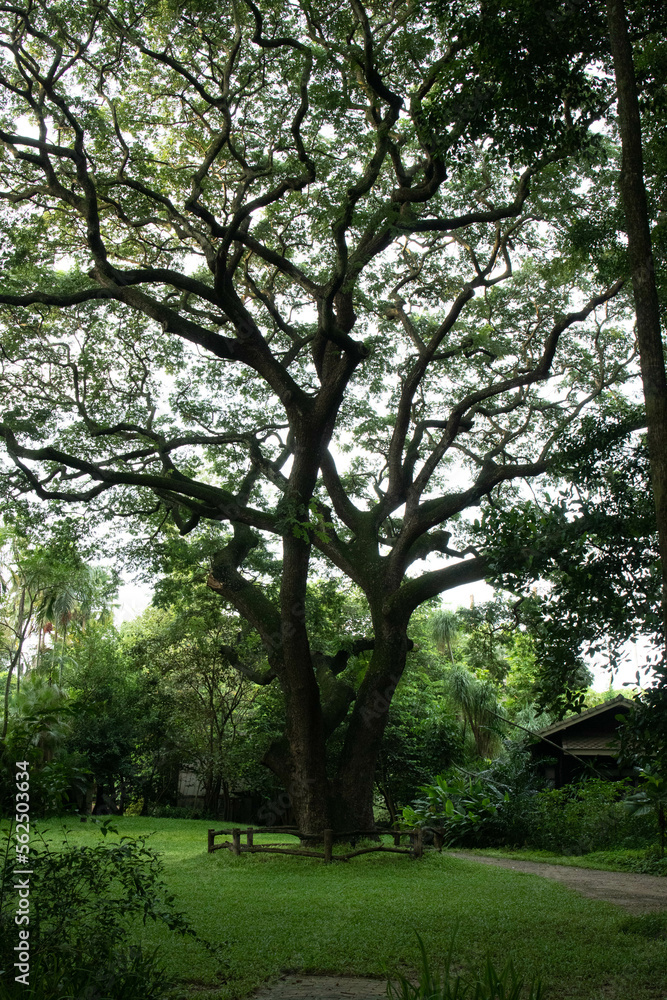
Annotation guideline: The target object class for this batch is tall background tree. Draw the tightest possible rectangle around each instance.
[0,0,651,832]
[606,0,667,647]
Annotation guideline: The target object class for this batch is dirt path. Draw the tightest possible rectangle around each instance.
[449,850,667,913]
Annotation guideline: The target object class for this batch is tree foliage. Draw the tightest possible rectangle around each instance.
[0,0,651,830]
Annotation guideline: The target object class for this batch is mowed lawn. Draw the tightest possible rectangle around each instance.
[23,818,667,1000]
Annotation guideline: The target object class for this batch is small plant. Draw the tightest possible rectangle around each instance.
[0,820,225,1000]
[387,931,544,1000]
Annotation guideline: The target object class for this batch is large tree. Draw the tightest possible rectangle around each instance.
[0,0,639,832]
[606,0,667,647]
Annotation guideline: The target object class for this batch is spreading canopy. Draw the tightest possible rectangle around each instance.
[0,0,640,830]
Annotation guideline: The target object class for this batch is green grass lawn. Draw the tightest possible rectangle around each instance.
[16,817,667,1000]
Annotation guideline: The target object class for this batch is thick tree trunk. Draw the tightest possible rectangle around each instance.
[270,494,333,835]
[263,619,410,836]
[607,0,667,650]
[276,672,331,834]
[332,622,411,832]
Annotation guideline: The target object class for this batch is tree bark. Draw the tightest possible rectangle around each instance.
[259,612,412,835]
[606,0,667,650]
[332,622,411,831]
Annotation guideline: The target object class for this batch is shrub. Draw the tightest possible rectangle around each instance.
[403,773,510,847]
[0,707,91,819]
[0,820,224,999]
[404,765,658,853]
[402,746,540,848]
[526,779,655,854]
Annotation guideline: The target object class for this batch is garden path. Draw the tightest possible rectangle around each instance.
[448,850,667,913]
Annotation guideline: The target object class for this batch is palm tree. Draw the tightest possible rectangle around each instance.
[431,610,458,665]
[445,666,502,759]
[37,565,116,684]
[0,527,117,737]
[0,531,47,739]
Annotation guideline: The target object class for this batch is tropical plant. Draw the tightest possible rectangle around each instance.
[431,611,459,665]
[625,769,667,857]
[403,772,510,848]
[444,667,502,759]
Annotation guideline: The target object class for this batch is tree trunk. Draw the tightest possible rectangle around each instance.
[1,585,27,740]
[92,782,108,814]
[261,621,411,835]
[332,624,411,832]
[378,760,398,826]
[269,522,332,835]
[606,0,667,650]
[203,772,222,817]
[275,678,331,833]
[221,779,231,821]
[1,659,15,742]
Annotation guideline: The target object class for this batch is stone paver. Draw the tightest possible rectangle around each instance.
[251,976,387,1000]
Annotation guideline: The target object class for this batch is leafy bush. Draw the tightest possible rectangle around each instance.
[403,773,509,847]
[0,821,224,999]
[387,931,543,1000]
[402,745,540,847]
[624,769,667,856]
[0,688,91,818]
[405,764,658,853]
[526,779,655,854]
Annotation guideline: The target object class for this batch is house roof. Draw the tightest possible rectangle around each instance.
[536,695,635,739]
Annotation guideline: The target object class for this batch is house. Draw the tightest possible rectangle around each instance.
[177,769,273,822]
[530,695,635,787]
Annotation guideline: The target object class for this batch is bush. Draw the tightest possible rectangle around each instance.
[403,773,509,848]
[402,745,540,848]
[404,760,658,853]
[526,779,655,854]
[0,706,91,819]
[0,820,223,999]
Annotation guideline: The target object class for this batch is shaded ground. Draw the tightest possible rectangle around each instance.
[448,850,667,913]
